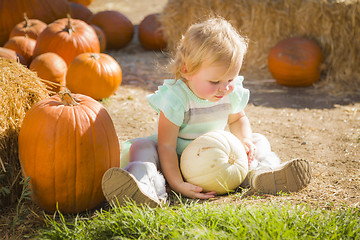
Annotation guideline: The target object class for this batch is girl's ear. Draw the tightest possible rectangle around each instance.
[181,64,188,74]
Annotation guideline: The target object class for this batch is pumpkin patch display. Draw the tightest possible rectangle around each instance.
[18,90,120,213]
[66,53,122,100]
[33,16,100,66]
[9,14,47,40]
[4,35,36,66]
[30,52,67,93]
[0,0,69,46]
[89,10,134,49]
[180,130,249,195]
[268,37,324,87]
[138,13,167,51]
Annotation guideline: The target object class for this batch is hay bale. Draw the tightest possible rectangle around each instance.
[160,0,360,93]
[0,57,50,207]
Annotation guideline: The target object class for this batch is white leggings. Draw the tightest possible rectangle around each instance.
[125,133,281,195]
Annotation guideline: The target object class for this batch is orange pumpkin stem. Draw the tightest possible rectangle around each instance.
[23,13,29,29]
[90,53,100,60]
[66,14,74,36]
[59,88,80,106]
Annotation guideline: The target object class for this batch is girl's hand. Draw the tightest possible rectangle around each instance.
[176,181,216,199]
[242,138,256,165]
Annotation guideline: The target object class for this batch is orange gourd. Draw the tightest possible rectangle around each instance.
[4,35,36,66]
[138,13,166,51]
[18,90,120,213]
[268,37,324,87]
[66,53,122,100]
[33,16,100,66]
[30,52,67,93]
[89,11,134,49]
[0,0,69,46]
[9,13,47,40]
[69,2,93,22]
[0,47,26,65]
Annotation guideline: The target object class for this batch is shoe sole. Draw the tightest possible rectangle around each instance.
[102,167,159,208]
[253,159,312,194]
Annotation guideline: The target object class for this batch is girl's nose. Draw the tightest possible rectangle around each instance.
[219,82,230,92]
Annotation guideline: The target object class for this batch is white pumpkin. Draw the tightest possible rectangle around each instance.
[180,130,249,195]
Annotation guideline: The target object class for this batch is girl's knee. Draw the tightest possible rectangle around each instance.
[129,139,160,168]
[130,139,157,151]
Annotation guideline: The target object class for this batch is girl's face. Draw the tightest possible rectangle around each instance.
[183,61,241,102]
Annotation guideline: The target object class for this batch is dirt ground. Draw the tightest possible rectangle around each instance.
[92,0,360,208]
[2,0,360,238]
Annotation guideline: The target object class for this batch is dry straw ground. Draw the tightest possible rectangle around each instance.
[1,0,359,238]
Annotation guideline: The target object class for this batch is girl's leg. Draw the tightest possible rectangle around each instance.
[102,139,167,207]
[241,133,312,194]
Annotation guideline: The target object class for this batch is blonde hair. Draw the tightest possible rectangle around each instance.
[168,17,248,80]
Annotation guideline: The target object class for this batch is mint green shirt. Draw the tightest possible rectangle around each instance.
[147,76,249,155]
[120,76,249,168]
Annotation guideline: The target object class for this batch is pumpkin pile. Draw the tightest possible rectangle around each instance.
[0,1,136,100]
[180,131,249,195]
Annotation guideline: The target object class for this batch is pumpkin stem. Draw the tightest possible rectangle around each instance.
[59,88,80,106]
[90,53,100,60]
[23,13,29,29]
[65,14,74,36]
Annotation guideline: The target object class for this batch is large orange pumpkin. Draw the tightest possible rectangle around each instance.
[9,13,47,40]
[89,11,134,49]
[4,35,36,66]
[30,52,67,93]
[0,0,69,46]
[268,37,324,87]
[138,13,167,51]
[18,90,120,213]
[33,16,100,66]
[66,53,122,100]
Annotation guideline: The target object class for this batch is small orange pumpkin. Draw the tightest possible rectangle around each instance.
[68,0,94,6]
[91,25,106,52]
[89,11,134,49]
[268,37,324,87]
[9,13,47,40]
[69,2,93,22]
[4,35,36,66]
[30,52,67,93]
[66,53,122,100]
[0,47,27,65]
[33,16,100,66]
[138,13,166,51]
[18,90,120,213]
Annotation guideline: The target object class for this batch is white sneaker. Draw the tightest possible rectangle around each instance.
[252,159,312,194]
[102,167,160,207]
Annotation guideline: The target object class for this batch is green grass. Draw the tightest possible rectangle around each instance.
[38,200,360,240]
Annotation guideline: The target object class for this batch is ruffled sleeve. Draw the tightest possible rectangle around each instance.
[146,79,187,126]
[229,76,250,113]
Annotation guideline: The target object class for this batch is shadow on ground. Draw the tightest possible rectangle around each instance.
[245,79,360,109]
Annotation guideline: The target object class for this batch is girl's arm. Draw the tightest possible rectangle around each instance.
[157,111,216,199]
[228,110,256,162]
